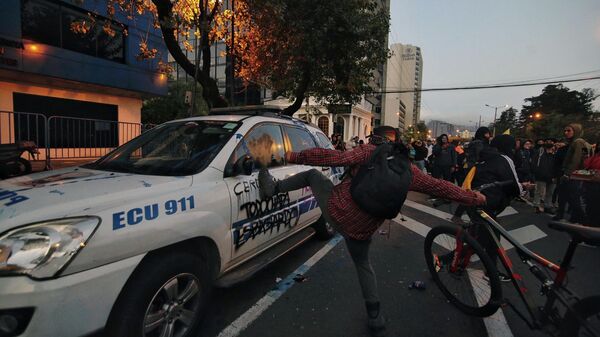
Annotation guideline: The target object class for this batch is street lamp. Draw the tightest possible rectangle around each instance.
[485,104,509,137]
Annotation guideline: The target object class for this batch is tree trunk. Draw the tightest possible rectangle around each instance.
[282,69,311,116]
[153,0,227,108]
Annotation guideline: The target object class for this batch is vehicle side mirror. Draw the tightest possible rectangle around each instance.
[234,155,255,176]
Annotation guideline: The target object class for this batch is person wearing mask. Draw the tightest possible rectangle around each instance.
[553,123,592,223]
[516,139,534,183]
[432,134,456,181]
[532,139,557,214]
[412,140,428,172]
[258,126,486,336]
[451,127,491,223]
[469,135,531,281]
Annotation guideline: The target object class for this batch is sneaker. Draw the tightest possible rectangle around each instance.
[498,272,512,283]
[534,206,544,214]
[258,168,277,199]
[365,301,386,337]
[580,242,597,249]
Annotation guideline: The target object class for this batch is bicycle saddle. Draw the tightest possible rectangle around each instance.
[548,221,600,247]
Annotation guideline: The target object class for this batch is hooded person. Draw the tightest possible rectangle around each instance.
[257,126,486,336]
[431,134,456,181]
[451,127,493,223]
[467,134,525,281]
[554,123,592,222]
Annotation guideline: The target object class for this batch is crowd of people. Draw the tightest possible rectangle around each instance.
[422,124,599,227]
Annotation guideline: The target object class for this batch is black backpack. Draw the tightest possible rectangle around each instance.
[350,143,413,219]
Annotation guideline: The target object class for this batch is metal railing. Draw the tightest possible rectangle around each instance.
[1,111,143,170]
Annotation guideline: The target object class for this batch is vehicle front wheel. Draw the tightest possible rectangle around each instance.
[105,251,212,337]
[312,215,336,240]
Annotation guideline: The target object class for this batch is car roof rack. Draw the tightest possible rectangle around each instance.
[209,105,311,125]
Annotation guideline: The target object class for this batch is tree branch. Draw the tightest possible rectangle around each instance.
[282,69,311,116]
[152,0,227,108]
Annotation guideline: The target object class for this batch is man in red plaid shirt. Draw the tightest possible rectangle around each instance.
[259,126,486,336]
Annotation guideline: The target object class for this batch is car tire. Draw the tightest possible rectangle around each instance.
[105,251,212,337]
[312,215,336,240]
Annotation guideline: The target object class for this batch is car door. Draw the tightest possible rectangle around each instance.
[224,123,299,262]
[281,125,324,230]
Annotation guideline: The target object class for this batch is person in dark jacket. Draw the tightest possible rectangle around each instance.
[451,127,491,223]
[469,135,527,281]
[516,139,534,183]
[432,134,456,181]
[532,140,557,213]
[412,140,428,172]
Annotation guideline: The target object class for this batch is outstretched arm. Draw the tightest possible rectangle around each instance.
[409,165,485,206]
[286,145,373,167]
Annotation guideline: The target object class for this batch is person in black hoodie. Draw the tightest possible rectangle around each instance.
[432,134,456,181]
[469,135,527,281]
[532,139,557,213]
[451,127,491,224]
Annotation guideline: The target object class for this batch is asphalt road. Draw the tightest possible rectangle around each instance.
[198,191,600,337]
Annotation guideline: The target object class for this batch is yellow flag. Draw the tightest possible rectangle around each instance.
[462,167,477,190]
[503,129,510,135]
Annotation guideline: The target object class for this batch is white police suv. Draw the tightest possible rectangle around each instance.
[0,106,341,337]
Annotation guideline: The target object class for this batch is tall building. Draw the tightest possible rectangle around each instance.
[367,0,390,129]
[382,43,423,130]
[427,120,455,138]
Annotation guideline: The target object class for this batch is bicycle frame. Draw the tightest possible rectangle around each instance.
[475,210,590,332]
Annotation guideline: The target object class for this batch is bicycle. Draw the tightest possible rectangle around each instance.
[423,181,600,337]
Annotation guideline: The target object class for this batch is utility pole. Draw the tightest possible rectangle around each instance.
[485,104,508,137]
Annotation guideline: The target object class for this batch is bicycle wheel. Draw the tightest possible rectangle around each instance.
[424,225,503,317]
[560,295,600,337]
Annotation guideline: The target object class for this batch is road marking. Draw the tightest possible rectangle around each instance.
[394,214,514,337]
[217,234,343,337]
[403,200,546,248]
[468,269,515,337]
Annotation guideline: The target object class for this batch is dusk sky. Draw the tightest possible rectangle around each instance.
[389,0,600,127]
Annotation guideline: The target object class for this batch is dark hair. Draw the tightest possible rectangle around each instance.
[371,126,401,144]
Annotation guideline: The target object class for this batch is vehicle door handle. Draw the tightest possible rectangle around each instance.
[321,167,330,171]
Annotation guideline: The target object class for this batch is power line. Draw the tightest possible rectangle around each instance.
[378,75,600,94]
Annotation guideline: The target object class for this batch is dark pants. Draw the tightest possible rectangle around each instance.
[557,178,585,223]
[277,168,379,303]
[433,165,453,182]
[468,209,501,267]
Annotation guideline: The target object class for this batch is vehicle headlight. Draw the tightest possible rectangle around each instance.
[0,217,99,279]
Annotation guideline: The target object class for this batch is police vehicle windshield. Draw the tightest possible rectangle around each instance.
[84,120,240,176]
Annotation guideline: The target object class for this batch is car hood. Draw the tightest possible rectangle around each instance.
[0,167,192,232]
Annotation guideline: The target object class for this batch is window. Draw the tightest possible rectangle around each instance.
[22,0,125,63]
[86,121,239,176]
[283,126,317,152]
[316,132,334,150]
[13,93,119,148]
[317,116,329,135]
[228,124,285,172]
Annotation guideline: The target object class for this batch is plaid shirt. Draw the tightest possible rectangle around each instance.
[288,144,481,240]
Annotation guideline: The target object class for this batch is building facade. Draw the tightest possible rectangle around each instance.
[382,43,423,130]
[0,0,167,152]
[427,120,456,138]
